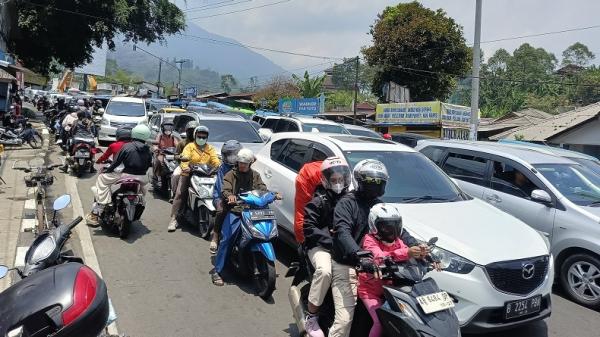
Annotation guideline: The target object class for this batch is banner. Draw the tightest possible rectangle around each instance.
[375,101,440,125]
[441,103,473,127]
[278,97,322,115]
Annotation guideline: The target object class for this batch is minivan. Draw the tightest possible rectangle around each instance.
[98,97,148,143]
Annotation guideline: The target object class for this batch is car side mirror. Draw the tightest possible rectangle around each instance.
[147,111,154,116]
[0,265,8,279]
[259,128,272,142]
[531,189,552,205]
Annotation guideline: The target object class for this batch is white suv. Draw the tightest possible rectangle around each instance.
[99,96,148,143]
[253,133,553,333]
[259,115,350,135]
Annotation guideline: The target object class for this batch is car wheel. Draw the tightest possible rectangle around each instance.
[560,253,600,309]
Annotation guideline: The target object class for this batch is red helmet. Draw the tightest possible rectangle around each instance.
[383,133,392,140]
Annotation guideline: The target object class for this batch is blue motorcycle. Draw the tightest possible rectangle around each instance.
[217,190,279,299]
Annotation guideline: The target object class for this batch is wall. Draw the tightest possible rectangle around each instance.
[550,117,600,146]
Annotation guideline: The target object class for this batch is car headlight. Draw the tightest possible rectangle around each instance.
[28,236,56,264]
[431,246,475,274]
[536,230,551,252]
[393,297,424,325]
[102,117,110,126]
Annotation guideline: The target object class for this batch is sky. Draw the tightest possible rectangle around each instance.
[173,0,600,72]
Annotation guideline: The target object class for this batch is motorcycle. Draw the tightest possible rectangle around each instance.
[180,163,217,238]
[287,237,460,337]
[0,123,43,148]
[225,190,279,299]
[97,165,146,239]
[67,136,97,177]
[151,146,178,198]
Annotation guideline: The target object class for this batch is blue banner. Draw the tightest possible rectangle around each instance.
[278,98,322,115]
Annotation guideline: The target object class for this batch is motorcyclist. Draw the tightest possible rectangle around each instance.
[170,120,199,202]
[60,107,79,146]
[212,148,270,286]
[329,159,422,337]
[294,158,325,244]
[96,127,131,164]
[86,124,153,226]
[302,157,352,337]
[152,121,178,184]
[168,125,220,232]
[93,100,103,114]
[209,140,242,254]
[55,97,66,111]
[63,111,97,172]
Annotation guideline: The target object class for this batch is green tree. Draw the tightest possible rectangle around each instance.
[9,0,185,74]
[292,71,325,98]
[220,74,238,93]
[331,59,376,93]
[362,2,470,101]
[252,76,300,110]
[562,42,595,67]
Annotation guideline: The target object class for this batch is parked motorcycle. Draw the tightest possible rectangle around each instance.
[226,190,279,299]
[287,237,460,337]
[180,163,217,238]
[67,136,97,177]
[0,123,43,148]
[97,167,146,239]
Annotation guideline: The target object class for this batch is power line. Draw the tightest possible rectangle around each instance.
[183,0,252,13]
[187,0,293,20]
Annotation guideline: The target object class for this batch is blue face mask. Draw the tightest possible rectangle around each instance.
[196,138,207,146]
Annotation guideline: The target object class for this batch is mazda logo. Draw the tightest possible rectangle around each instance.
[522,263,535,280]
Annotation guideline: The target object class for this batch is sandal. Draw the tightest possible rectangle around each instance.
[209,240,218,255]
[212,273,224,286]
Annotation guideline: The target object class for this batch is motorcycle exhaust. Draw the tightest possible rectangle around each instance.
[288,285,306,336]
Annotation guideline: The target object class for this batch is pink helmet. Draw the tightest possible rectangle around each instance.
[320,157,351,194]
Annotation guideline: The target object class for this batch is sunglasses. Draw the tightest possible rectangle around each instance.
[364,177,385,184]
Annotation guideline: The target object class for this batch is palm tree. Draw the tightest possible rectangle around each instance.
[292,71,325,98]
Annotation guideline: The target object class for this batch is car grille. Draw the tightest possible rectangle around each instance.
[485,255,549,296]
[110,121,137,129]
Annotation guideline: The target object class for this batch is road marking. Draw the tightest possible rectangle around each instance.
[14,247,28,267]
[21,219,37,232]
[41,129,49,135]
[24,199,36,209]
[65,175,119,335]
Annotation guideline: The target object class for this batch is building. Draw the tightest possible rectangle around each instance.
[478,108,552,140]
[491,102,600,158]
[318,102,377,124]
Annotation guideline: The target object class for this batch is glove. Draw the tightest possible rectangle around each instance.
[357,257,376,274]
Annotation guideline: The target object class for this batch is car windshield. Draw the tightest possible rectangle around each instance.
[302,123,349,134]
[570,158,600,176]
[347,128,381,138]
[534,164,600,206]
[344,151,464,203]
[106,101,146,117]
[200,120,263,143]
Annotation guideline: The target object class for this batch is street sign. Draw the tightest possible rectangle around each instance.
[278,97,322,115]
[184,87,197,98]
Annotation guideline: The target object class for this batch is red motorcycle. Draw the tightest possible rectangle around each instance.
[68,137,98,177]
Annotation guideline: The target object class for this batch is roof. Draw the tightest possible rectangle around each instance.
[490,102,600,141]
[417,139,576,165]
[269,133,411,152]
[159,108,186,113]
[293,116,340,125]
[497,140,599,161]
[355,102,376,111]
[110,96,144,103]
[0,68,16,82]
[479,108,552,133]
[176,112,246,122]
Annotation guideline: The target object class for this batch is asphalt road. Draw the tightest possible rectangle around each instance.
[58,148,599,337]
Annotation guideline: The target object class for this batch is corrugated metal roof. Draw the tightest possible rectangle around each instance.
[490,102,600,141]
[0,67,16,82]
[479,108,552,132]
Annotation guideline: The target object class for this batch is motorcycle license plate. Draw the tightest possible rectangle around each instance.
[75,153,89,158]
[165,155,175,160]
[196,177,215,184]
[416,291,455,314]
[249,209,276,220]
[504,295,542,320]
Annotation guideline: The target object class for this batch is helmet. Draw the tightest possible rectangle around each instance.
[221,140,242,165]
[161,122,174,133]
[95,99,102,106]
[353,159,389,198]
[185,120,199,131]
[131,124,151,141]
[77,111,86,119]
[237,148,254,164]
[116,127,132,141]
[68,105,78,113]
[320,157,351,194]
[194,125,209,136]
[368,203,403,243]
[77,99,85,106]
[383,133,392,140]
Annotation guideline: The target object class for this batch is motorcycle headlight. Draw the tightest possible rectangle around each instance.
[393,297,425,325]
[29,236,56,264]
[430,246,475,274]
[248,222,277,240]
[191,177,212,198]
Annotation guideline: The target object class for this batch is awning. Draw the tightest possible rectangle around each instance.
[0,67,16,82]
[235,99,256,105]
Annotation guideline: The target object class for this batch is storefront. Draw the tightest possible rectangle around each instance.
[374,101,473,140]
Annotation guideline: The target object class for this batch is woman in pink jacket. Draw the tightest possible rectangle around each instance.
[358,203,425,337]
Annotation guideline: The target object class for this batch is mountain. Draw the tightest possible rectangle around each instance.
[108,22,286,91]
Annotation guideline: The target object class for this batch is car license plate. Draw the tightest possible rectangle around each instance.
[504,295,542,320]
[416,291,455,314]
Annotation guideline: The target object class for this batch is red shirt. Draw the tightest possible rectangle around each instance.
[96,140,128,163]
[294,161,323,243]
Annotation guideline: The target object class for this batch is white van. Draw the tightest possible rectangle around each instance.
[99,97,147,142]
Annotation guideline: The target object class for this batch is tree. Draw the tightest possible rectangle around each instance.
[331,59,376,93]
[362,2,470,101]
[252,76,300,110]
[292,71,325,98]
[9,0,185,74]
[562,42,595,67]
[220,74,237,93]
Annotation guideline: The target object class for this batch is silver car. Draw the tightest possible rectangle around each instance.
[416,140,600,309]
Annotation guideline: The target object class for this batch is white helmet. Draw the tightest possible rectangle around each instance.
[368,203,403,242]
[237,148,255,164]
[77,99,85,106]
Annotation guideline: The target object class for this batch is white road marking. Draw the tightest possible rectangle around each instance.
[21,219,37,232]
[65,175,119,335]
[24,199,36,209]
[41,129,49,135]
[14,246,28,267]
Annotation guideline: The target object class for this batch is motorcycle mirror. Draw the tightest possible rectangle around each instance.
[0,265,8,279]
[53,194,72,211]
[428,237,438,246]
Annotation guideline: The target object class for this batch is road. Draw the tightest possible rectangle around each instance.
[48,146,599,337]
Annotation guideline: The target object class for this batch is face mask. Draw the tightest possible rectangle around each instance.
[164,131,172,136]
[330,183,344,194]
[226,155,238,164]
[196,138,207,146]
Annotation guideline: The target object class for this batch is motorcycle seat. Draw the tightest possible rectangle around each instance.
[116,177,142,185]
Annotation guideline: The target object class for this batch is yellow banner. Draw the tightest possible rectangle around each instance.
[376,101,441,125]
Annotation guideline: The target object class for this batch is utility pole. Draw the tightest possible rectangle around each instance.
[157,60,162,97]
[352,56,359,125]
[174,59,187,94]
[470,0,482,141]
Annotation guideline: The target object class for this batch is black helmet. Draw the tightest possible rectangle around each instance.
[77,111,86,119]
[221,140,242,165]
[116,127,132,141]
[161,122,174,133]
[68,105,78,113]
[95,99,102,105]
[353,159,389,199]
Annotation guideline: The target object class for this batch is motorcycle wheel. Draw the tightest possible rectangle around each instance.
[253,253,276,299]
[28,133,42,149]
[197,206,213,239]
[119,218,131,239]
[160,174,170,196]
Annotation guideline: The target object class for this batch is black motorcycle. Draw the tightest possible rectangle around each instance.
[0,122,42,148]
[287,237,461,337]
[151,146,178,197]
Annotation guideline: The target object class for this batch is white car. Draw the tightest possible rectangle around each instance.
[99,96,148,143]
[258,115,350,140]
[253,133,553,333]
